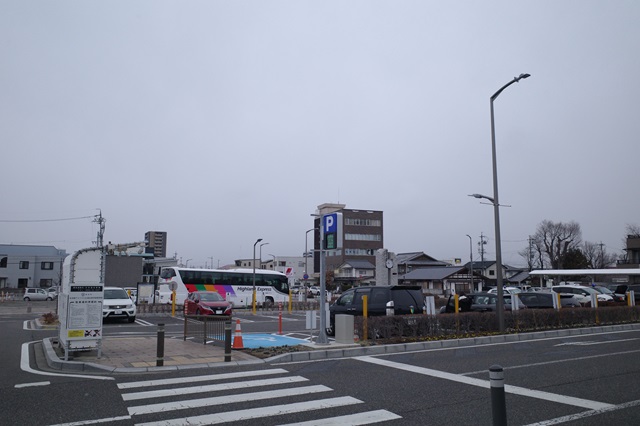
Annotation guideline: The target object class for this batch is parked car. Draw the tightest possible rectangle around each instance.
[47,287,58,299]
[103,287,137,322]
[23,288,54,301]
[184,291,232,316]
[440,292,526,313]
[308,286,321,296]
[328,285,424,335]
[487,286,522,295]
[609,284,640,303]
[551,284,613,305]
[593,286,625,303]
[518,291,582,309]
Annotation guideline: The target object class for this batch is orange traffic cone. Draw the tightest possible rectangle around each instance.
[232,319,244,349]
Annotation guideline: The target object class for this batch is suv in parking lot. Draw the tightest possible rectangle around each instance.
[103,287,137,322]
[23,288,54,301]
[327,285,424,335]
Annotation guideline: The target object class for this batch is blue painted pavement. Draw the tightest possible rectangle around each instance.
[232,333,308,349]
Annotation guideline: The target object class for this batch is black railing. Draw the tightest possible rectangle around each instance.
[183,315,232,361]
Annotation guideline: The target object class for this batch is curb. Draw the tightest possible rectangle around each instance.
[265,322,640,363]
[41,323,640,373]
[41,337,264,374]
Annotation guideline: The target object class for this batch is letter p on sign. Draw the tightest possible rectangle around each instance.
[325,215,334,231]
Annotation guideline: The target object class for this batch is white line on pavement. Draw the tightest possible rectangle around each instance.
[47,415,132,426]
[523,398,640,425]
[15,381,50,388]
[121,376,309,401]
[554,338,639,346]
[128,385,332,415]
[277,409,402,426]
[20,342,114,381]
[355,356,614,410]
[117,368,289,389]
[461,348,640,376]
[134,396,363,426]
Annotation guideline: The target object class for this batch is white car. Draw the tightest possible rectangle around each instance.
[551,284,613,305]
[103,287,137,322]
[487,286,522,295]
[23,288,53,301]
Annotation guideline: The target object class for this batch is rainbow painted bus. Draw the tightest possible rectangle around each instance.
[157,267,291,308]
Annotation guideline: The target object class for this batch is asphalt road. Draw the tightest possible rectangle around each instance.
[2,300,640,425]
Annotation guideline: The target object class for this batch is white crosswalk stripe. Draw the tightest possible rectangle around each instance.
[117,368,401,425]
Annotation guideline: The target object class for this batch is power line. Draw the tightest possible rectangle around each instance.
[0,215,94,223]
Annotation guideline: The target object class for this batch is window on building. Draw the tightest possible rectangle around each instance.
[345,233,382,241]
[345,218,381,227]
[0,257,7,268]
[18,278,28,288]
[19,261,29,269]
[41,262,54,270]
[489,270,495,276]
[40,279,52,287]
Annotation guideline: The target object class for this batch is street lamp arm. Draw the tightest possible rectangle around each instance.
[491,73,531,101]
[469,193,495,203]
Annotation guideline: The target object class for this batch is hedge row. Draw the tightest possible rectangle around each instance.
[354,306,640,342]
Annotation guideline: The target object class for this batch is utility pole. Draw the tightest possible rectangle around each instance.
[93,209,106,248]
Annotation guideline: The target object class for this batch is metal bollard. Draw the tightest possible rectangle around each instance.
[156,323,165,367]
[224,320,232,362]
[490,365,507,426]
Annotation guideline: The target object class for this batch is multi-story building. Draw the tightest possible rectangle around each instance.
[0,244,67,289]
[312,203,384,283]
[145,231,167,258]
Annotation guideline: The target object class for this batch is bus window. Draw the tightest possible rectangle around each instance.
[160,268,176,279]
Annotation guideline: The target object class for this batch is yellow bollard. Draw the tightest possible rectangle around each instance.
[363,295,368,342]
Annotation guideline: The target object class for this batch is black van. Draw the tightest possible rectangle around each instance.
[327,285,424,335]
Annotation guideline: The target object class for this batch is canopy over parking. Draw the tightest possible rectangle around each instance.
[529,269,640,283]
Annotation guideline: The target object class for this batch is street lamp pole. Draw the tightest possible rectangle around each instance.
[252,238,262,314]
[489,73,530,332]
[466,234,474,292]
[259,242,269,269]
[304,228,316,287]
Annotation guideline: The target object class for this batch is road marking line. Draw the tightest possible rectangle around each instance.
[15,381,50,388]
[47,415,132,426]
[277,409,402,425]
[128,385,332,415]
[122,376,309,401]
[134,319,154,326]
[523,398,640,425]
[134,396,363,426]
[461,348,640,376]
[554,338,639,346]
[20,342,113,381]
[355,356,614,410]
[118,368,289,389]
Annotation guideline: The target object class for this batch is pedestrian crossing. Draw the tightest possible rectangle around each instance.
[117,368,401,425]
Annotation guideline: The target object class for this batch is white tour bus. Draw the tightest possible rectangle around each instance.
[156,267,291,307]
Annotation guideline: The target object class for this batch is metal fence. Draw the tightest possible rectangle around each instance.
[183,314,232,362]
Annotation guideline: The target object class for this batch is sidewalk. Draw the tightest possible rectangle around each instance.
[41,334,264,373]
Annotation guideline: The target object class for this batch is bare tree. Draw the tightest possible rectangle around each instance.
[532,220,582,269]
[582,241,617,269]
[626,224,640,237]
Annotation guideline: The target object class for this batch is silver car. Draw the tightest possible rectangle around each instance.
[23,288,53,301]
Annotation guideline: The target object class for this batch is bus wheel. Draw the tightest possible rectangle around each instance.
[264,298,274,309]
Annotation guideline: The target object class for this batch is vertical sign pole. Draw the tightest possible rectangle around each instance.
[316,214,329,344]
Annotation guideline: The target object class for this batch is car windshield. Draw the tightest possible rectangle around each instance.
[200,292,224,302]
[104,289,129,299]
[594,286,613,295]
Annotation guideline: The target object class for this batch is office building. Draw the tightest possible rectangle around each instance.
[145,231,167,258]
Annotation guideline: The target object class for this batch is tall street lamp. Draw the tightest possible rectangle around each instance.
[259,242,269,269]
[252,238,262,314]
[466,234,474,292]
[480,72,530,332]
[304,228,318,303]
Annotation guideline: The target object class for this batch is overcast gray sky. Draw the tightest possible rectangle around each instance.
[2,1,639,268]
